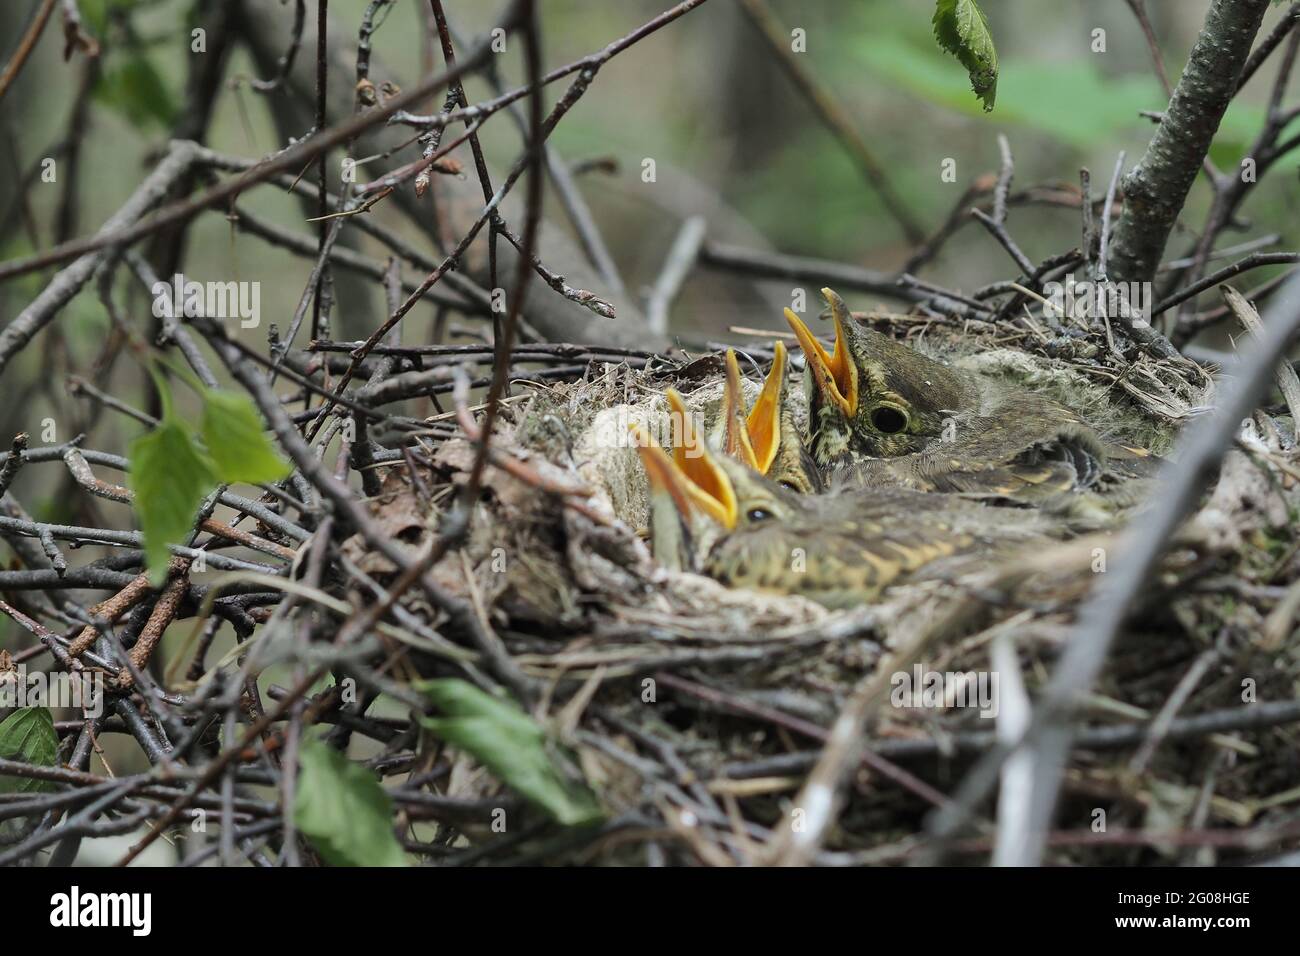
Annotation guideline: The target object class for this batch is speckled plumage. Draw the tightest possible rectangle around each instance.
[788,289,1154,519]
[697,453,1055,609]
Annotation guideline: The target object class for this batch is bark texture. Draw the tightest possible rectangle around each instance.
[1108,0,1270,285]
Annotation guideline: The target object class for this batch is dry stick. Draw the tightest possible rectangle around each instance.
[733,0,923,243]
[0,16,507,287]
[1181,258,1297,347]
[947,273,1300,868]
[323,0,714,409]
[115,525,445,864]
[352,119,481,195]
[430,0,504,349]
[645,216,707,335]
[462,0,542,507]
[720,699,1300,776]
[654,672,964,815]
[0,141,200,376]
[762,563,1021,867]
[68,376,156,426]
[900,175,995,275]
[115,565,190,689]
[115,661,333,867]
[306,49,614,437]
[970,209,1035,278]
[189,315,532,699]
[1125,0,1171,96]
[394,0,711,136]
[312,0,330,343]
[122,257,397,429]
[700,242,926,305]
[61,447,299,560]
[1096,151,1125,282]
[1151,251,1300,317]
[2,0,710,288]
[991,133,1013,225]
[494,219,617,317]
[464,18,626,295]
[0,599,82,672]
[228,205,472,310]
[1108,0,1271,286]
[1079,167,1094,268]
[56,0,98,60]
[1221,283,1300,441]
[66,571,157,657]
[897,274,993,315]
[0,513,275,574]
[1127,645,1220,776]
[1124,0,1220,184]
[1179,27,1300,305]
[123,253,220,388]
[0,0,57,102]
[310,340,656,360]
[274,215,346,372]
[351,258,401,499]
[1161,233,1282,271]
[1236,1,1300,93]
[0,433,27,498]
[249,0,306,92]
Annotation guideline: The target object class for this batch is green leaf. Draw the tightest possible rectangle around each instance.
[932,0,998,112]
[128,419,216,585]
[417,679,603,827]
[0,707,59,795]
[200,390,292,486]
[294,739,408,867]
[849,39,1266,153]
[95,52,178,130]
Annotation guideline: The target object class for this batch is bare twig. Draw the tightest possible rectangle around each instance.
[936,273,1300,866]
[733,0,924,243]
[645,216,706,335]
[0,0,57,103]
[1108,0,1271,284]
[1221,283,1300,440]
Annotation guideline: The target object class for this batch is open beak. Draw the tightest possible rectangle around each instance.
[784,288,858,417]
[723,350,759,471]
[745,342,786,475]
[629,390,739,529]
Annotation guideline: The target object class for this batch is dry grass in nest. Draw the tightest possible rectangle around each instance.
[351,323,1300,865]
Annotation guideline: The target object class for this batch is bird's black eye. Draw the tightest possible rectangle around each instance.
[870,405,908,434]
[745,507,775,523]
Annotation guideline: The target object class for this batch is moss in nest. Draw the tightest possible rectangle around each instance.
[512,365,646,462]
[955,348,1187,454]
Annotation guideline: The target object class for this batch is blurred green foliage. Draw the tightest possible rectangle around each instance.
[932,0,998,111]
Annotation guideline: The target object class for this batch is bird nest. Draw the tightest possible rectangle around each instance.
[343,316,1300,865]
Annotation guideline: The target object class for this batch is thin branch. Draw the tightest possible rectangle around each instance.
[645,216,706,334]
[1124,0,1172,96]
[0,0,57,103]
[249,0,307,92]
[0,21,508,284]
[462,0,542,508]
[1222,283,1300,441]
[734,0,924,243]
[1151,251,1300,317]
[933,272,1300,866]
[1237,2,1300,92]
[1108,0,1271,284]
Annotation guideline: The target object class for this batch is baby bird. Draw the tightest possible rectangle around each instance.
[784,287,1154,518]
[632,385,1057,609]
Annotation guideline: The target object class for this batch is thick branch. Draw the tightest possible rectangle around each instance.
[1107,0,1270,285]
